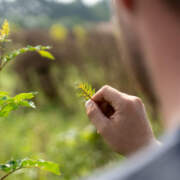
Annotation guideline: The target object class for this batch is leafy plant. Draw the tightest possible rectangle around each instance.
[0,20,55,71]
[77,82,96,101]
[0,20,60,179]
[0,91,37,117]
[0,159,60,180]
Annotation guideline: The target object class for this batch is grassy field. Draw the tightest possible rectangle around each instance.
[0,65,162,180]
[0,105,121,180]
[0,25,163,179]
[0,66,123,180]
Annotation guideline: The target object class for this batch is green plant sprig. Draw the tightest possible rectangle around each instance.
[0,20,55,71]
[0,91,38,117]
[0,159,60,180]
[77,83,96,101]
[0,45,54,71]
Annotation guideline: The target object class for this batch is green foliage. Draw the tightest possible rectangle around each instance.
[0,20,59,179]
[0,159,60,180]
[0,20,54,71]
[0,17,163,180]
[0,20,55,115]
[77,83,96,101]
[49,24,68,42]
[0,45,54,70]
[0,92,37,117]
[0,107,118,180]
[38,50,55,60]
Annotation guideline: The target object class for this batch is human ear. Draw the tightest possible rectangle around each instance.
[116,0,135,12]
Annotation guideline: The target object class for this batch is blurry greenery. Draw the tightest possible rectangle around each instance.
[0,92,37,117]
[0,62,161,179]
[0,19,119,180]
[0,14,163,180]
[49,24,68,42]
[73,25,87,42]
[0,159,60,180]
[1,45,53,70]
[0,103,119,180]
[0,20,60,179]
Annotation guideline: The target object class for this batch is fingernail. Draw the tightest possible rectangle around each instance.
[85,100,94,109]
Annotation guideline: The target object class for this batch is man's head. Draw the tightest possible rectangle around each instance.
[164,0,180,11]
[113,0,180,130]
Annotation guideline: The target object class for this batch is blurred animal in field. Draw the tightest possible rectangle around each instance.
[11,25,158,117]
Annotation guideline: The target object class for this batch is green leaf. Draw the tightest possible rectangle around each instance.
[0,159,61,177]
[0,164,12,173]
[17,100,36,109]
[0,160,21,173]
[0,92,37,117]
[77,82,96,101]
[0,103,18,117]
[21,159,61,175]
[14,92,36,103]
[38,50,55,60]
[0,46,53,70]
[0,91,9,97]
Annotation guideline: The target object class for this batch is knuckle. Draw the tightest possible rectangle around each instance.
[133,97,143,105]
[125,98,134,107]
[124,97,142,108]
[102,85,111,92]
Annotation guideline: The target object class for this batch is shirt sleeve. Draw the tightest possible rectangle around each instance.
[85,130,180,180]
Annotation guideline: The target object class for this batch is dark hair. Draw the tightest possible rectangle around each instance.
[165,0,180,10]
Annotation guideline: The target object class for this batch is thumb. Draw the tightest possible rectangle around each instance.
[85,100,109,132]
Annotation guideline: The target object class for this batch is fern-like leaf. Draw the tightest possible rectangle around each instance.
[77,83,96,101]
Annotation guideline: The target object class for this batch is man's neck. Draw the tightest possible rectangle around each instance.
[135,0,180,131]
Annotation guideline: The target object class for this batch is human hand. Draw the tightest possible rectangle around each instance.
[85,85,156,155]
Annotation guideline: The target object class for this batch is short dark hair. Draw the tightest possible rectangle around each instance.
[165,0,180,10]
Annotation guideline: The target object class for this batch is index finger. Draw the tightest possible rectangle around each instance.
[92,85,124,108]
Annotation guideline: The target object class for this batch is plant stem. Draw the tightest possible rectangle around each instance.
[0,42,6,71]
[81,89,93,101]
[0,168,21,180]
[0,60,8,71]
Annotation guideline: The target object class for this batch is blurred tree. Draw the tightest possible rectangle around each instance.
[0,0,110,28]
[91,0,110,21]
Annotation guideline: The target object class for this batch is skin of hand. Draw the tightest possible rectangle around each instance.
[85,85,157,156]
